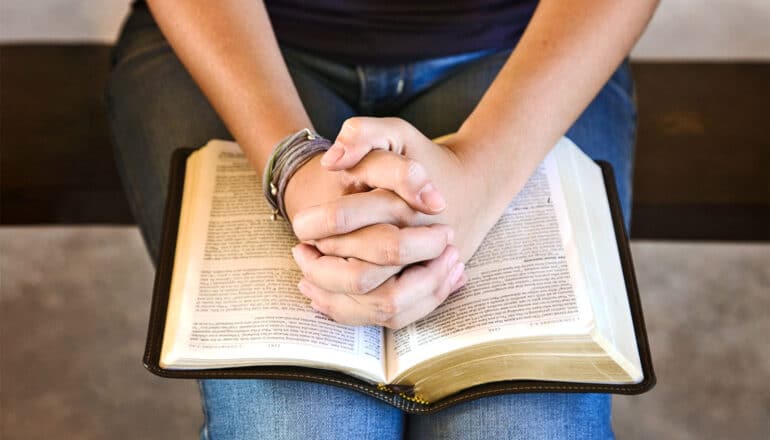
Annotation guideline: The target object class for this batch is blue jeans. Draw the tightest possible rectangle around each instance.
[107,5,634,439]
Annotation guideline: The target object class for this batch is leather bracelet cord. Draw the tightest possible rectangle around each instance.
[262,128,332,221]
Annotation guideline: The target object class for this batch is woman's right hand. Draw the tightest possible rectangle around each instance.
[283,154,349,223]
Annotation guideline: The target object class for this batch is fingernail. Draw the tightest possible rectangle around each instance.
[291,245,301,261]
[321,143,345,167]
[418,183,446,211]
[446,227,455,243]
[298,279,313,297]
[449,262,464,285]
[310,301,326,314]
[447,248,459,269]
[453,273,468,291]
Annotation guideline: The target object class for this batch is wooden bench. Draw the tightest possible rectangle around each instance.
[2,44,768,240]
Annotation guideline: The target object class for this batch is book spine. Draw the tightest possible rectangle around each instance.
[377,384,429,405]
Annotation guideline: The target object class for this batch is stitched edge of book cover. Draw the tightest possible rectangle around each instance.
[143,148,656,415]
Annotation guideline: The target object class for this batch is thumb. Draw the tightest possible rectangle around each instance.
[321,116,414,170]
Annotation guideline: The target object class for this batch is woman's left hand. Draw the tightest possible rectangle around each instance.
[295,116,501,262]
[291,117,506,328]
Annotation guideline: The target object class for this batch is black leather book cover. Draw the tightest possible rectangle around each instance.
[143,147,655,414]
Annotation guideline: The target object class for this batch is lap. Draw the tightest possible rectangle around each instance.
[406,393,613,440]
[108,7,629,438]
[199,380,402,440]
[199,379,612,440]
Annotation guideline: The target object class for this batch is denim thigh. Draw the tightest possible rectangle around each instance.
[398,49,637,230]
[407,393,613,440]
[106,9,399,438]
[105,6,356,265]
[199,380,404,440]
[397,49,635,438]
[105,6,233,264]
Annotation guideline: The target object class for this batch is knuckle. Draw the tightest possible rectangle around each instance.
[341,117,363,138]
[340,117,353,131]
[371,298,398,326]
[323,304,338,321]
[432,269,456,301]
[380,299,398,317]
[378,190,413,225]
[314,238,335,255]
[291,212,308,238]
[392,200,417,226]
[312,297,331,316]
[383,317,410,331]
[382,233,405,265]
[345,266,370,295]
[345,274,363,295]
[325,206,348,234]
[433,284,451,301]
[323,208,337,234]
[403,159,424,185]
[386,116,409,132]
[302,270,319,287]
[428,225,451,249]
[339,170,367,194]
[381,319,399,330]
[383,116,400,125]
[369,310,388,327]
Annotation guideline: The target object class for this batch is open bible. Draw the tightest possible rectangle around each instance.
[144,138,654,413]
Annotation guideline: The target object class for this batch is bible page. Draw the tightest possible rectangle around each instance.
[385,140,595,380]
[161,140,385,383]
[555,140,642,381]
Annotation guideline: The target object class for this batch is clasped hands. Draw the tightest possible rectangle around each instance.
[283,117,497,330]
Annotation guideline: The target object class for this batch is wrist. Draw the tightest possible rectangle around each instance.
[241,124,315,175]
[283,154,321,223]
[283,153,344,224]
[443,132,509,212]
[449,127,532,211]
[262,128,332,221]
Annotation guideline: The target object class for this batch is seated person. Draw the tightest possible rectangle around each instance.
[106,0,658,438]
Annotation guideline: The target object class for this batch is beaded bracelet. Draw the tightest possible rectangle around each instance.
[262,128,332,221]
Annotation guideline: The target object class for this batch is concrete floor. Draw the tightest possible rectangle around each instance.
[1,227,768,439]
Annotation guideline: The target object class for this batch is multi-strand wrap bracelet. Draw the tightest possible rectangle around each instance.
[262,128,332,221]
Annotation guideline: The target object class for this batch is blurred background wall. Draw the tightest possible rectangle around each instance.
[1,1,768,439]
[1,0,769,59]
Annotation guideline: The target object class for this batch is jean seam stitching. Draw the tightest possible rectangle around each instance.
[104,79,161,261]
[198,381,212,440]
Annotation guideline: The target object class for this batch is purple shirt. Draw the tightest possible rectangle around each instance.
[265,0,539,65]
